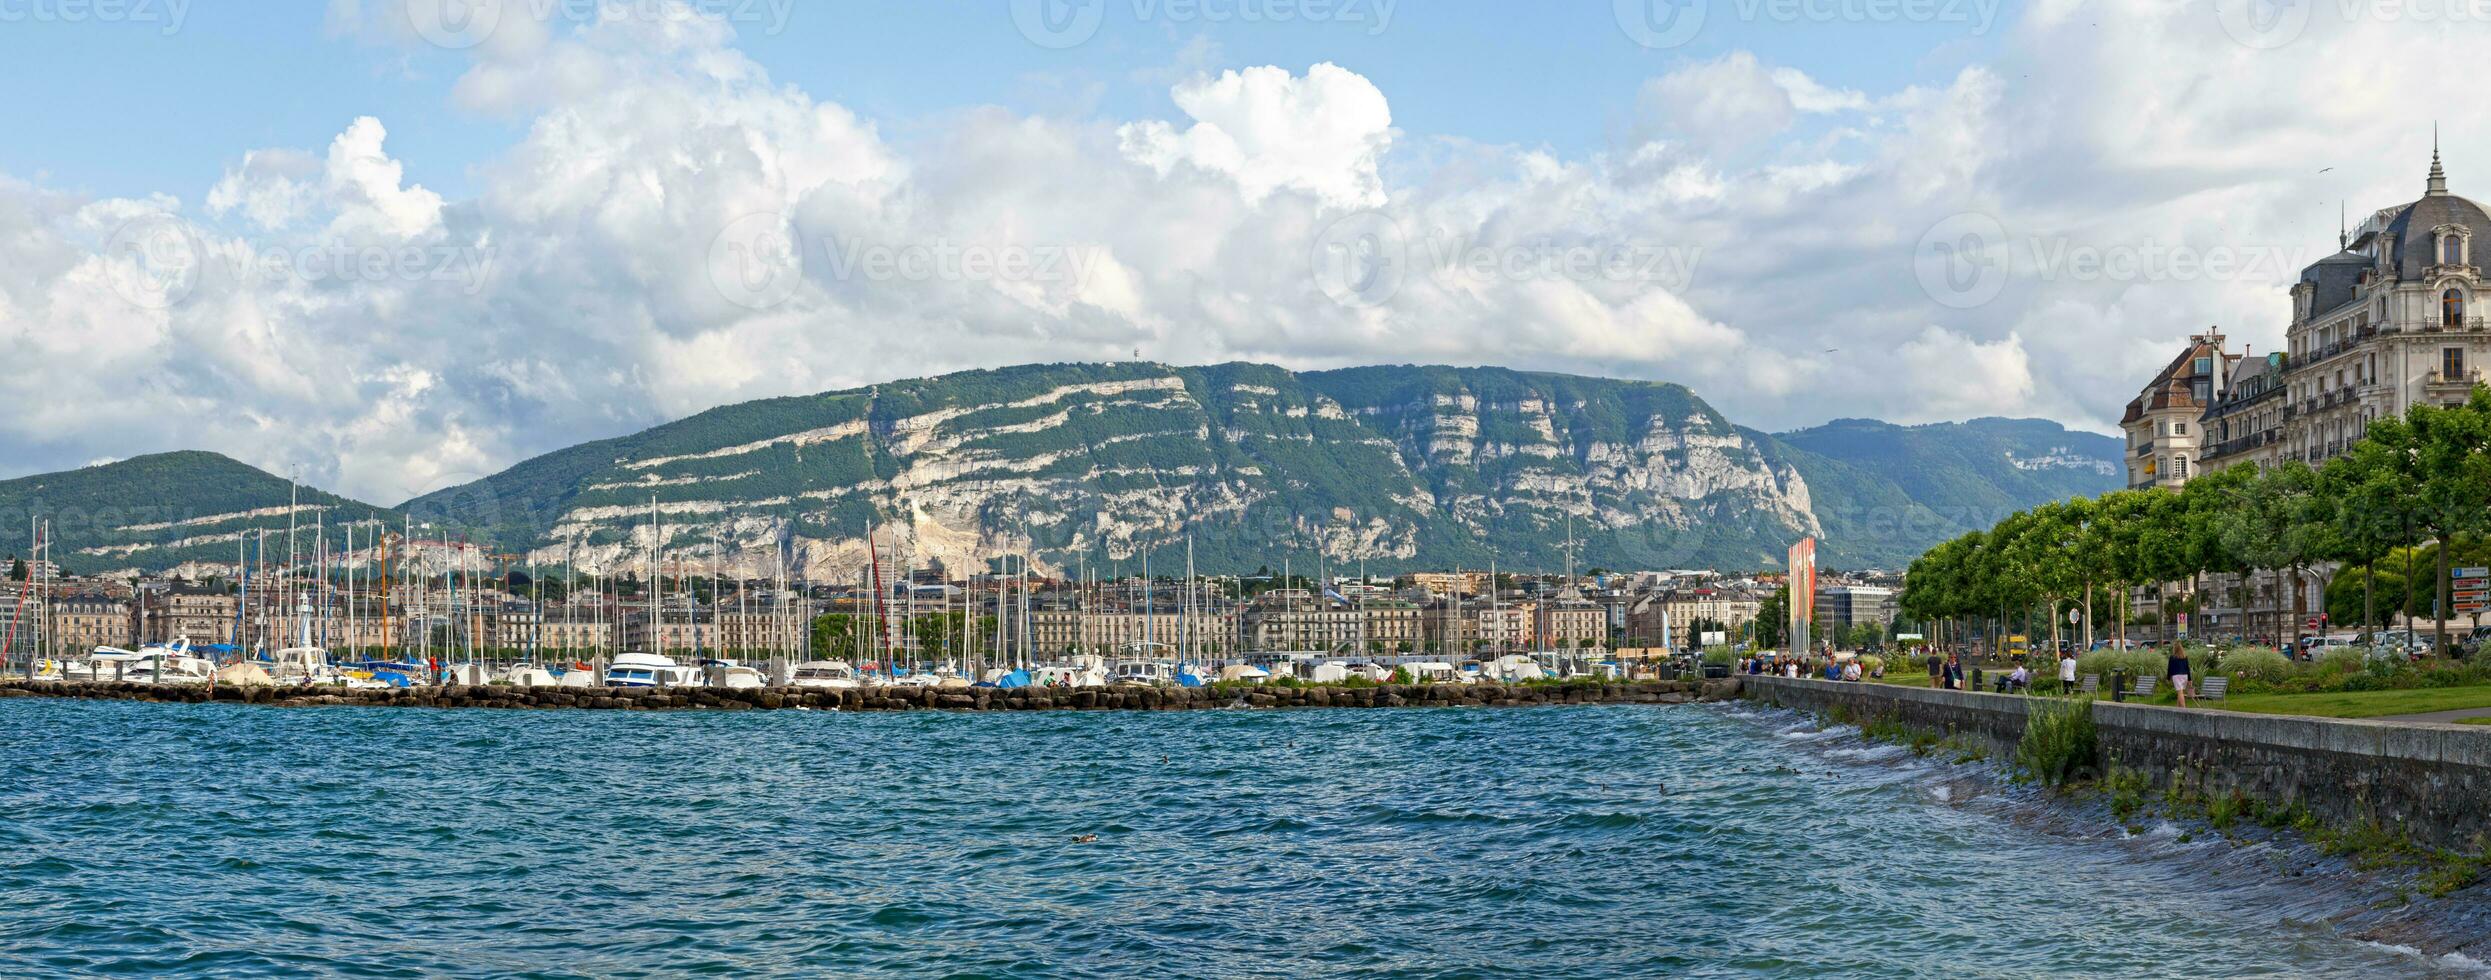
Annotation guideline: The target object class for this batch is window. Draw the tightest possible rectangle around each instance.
[2172,456,2190,479]
[2447,288,2467,328]
[2447,235,2466,266]
[2192,356,2213,376]
[2170,421,2187,436]
[2445,347,2466,381]
[2193,380,2210,402]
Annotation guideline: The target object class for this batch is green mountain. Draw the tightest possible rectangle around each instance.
[1773,411,2122,541]
[0,451,398,575]
[396,362,2122,577]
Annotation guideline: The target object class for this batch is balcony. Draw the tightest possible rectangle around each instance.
[2424,369,2488,394]
[2417,317,2490,334]
[2132,439,2156,458]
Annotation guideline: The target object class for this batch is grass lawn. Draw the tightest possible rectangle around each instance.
[2211,685,2491,719]
[2462,716,2491,726]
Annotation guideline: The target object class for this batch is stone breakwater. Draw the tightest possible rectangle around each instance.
[0,678,1742,713]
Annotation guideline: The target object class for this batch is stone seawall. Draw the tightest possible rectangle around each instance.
[1742,676,2491,851]
[0,678,1739,714]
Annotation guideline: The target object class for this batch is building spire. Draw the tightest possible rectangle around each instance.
[2429,125,2449,196]
[2339,200,2348,251]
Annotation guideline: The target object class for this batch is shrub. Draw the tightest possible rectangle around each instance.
[1701,646,1738,667]
[2077,649,2162,684]
[2314,647,2368,676]
[2015,698,2097,787]
[2213,647,2294,686]
[1858,654,1884,673]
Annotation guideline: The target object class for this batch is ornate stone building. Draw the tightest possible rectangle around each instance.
[2283,147,2491,463]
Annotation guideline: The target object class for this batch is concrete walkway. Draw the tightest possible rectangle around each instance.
[2377,707,2491,724]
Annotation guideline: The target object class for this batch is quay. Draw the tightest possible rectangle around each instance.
[1740,675,2491,852]
[0,677,1739,714]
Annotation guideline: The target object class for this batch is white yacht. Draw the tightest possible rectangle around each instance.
[1110,660,1178,686]
[790,659,861,689]
[127,650,216,685]
[603,652,699,688]
[699,659,768,689]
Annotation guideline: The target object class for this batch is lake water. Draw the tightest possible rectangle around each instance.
[0,698,2470,977]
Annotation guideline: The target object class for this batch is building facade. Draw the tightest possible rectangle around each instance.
[2283,149,2491,464]
[2122,332,2234,489]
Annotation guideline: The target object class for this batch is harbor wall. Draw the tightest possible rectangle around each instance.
[0,677,1741,714]
[1741,676,2491,851]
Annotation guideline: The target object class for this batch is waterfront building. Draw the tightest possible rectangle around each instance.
[2121,331,2234,489]
[1533,592,1605,649]
[138,583,238,645]
[46,592,133,656]
[1030,609,1239,657]
[1407,571,1491,597]
[2199,351,2288,471]
[2283,148,2491,464]
[1812,585,1894,635]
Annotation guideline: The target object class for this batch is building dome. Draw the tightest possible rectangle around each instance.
[2376,145,2491,281]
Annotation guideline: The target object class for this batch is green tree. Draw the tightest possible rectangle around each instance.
[2410,393,2491,652]
[6,557,22,582]
[811,613,863,658]
[2218,461,2333,647]
[1755,583,1789,650]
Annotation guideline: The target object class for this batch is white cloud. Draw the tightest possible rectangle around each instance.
[1,1,2475,501]
[1118,62,1394,209]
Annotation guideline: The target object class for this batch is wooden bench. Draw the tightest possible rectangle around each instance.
[2079,674,2100,696]
[2197,675,2228,701]
[2130,674,2158,699]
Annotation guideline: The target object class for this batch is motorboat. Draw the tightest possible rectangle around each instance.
[126,647,216,685]
[1110,660,1178,686]
[698,659,768,689]
[68,644,152,681]
[790,659,861,689]
[603,651,699,688]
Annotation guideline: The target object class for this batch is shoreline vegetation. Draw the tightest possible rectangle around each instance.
[0,676,1742,713]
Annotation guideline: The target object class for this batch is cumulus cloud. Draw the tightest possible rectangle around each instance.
[1119,62,1394,210]
[0,0,2470,502]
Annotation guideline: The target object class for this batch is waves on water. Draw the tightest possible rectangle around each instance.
[0,698,2475,977]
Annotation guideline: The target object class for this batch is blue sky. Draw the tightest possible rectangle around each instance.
[1,2,2007,202]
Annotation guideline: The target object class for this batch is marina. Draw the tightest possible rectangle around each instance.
[0,676,1719,713]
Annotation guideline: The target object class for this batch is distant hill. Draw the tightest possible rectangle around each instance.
[0,369,2123,577]
[0,452,396,575]
[392,362,2124,577]
[1764,417,2125,562]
